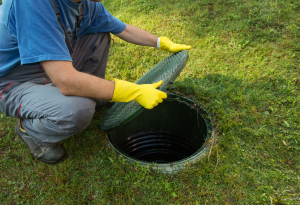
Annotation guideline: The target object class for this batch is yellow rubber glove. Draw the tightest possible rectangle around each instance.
[160,37,192,53]
[110,79,167,109]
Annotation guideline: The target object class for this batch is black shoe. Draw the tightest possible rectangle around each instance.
[15,119,66,164]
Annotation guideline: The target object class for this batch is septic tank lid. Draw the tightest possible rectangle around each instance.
[100,50,189,131]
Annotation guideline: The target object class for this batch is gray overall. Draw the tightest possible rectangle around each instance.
[0,0,111,145]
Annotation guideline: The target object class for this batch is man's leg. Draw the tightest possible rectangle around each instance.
[1,80,95,143]
[18,83,95,144]
[0,79,95,163]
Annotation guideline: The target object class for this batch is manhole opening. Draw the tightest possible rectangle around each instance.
[107,95,212,165]
[119,130,197,163]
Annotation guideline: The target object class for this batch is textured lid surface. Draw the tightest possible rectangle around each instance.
[101,50,189,131]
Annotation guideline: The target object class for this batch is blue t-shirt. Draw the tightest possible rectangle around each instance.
[0,0,126,77]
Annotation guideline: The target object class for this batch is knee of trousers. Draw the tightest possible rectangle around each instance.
[66,104,95,134]
[45,97,96,136]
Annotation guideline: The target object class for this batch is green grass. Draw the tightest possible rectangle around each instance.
[1,0,300,204]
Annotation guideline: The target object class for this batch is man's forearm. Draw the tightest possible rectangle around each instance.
[40,60,167,110]
[115,24,158,47]
[41,61,115,100]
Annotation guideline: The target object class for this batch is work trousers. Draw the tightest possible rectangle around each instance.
[0,32,111,145]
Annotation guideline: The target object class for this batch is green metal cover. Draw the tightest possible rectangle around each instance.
[100,50,189,131]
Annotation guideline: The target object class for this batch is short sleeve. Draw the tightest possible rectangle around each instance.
[12,0,72,65]
[78,1,126,37]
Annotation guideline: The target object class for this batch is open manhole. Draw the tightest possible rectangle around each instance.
[101,50,214,174]
[103,94,214,174]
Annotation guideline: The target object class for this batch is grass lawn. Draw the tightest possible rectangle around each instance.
[1,0,300,204]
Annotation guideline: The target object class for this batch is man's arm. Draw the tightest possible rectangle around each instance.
[41,60,167,109]
[114,24,158,47]
[115,24,192,52]
[41,61,115,100]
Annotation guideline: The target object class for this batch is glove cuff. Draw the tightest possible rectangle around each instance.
[156,37,160,50]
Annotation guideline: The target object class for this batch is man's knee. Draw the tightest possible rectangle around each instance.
[68,104,95,133]
[33,97,96,137]
[21,99,95,144]
[57,97,96,134]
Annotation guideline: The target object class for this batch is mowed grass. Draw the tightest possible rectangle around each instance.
[1,0,300,204]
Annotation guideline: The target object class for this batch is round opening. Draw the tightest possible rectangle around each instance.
[106,94,213,174]
[120,130,197,163]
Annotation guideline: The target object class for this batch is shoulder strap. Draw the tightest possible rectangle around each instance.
[52,0,60,21]
[76,5,83,29]
[52,0,74,54]
[74,3,83,39]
